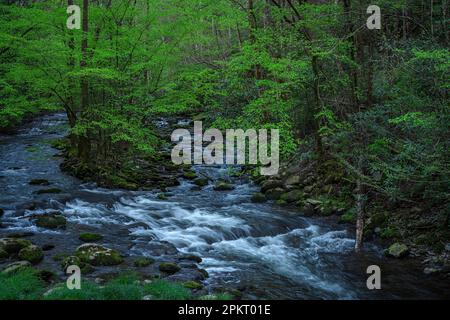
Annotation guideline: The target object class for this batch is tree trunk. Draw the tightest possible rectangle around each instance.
[355,157,367,252]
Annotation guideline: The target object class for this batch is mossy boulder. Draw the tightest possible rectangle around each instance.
[251,193,267,203]
[61,256,82,271]
[1,261,32,275]
[18,245,43,264]
[183,280,203,290]
[61,255,95,274]
[183,171,198,180]
[107,175,138,190]
[79,233,103,242]
[159,262,181,274]
[213,182,235,191]
[386,243,409,258]
[35,214,66,229]
[193,178,209,187]
[75,244,123,266]
[134,257,155,268]
[0,238,32,255]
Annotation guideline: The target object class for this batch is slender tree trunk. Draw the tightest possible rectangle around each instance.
[355,156,367,252]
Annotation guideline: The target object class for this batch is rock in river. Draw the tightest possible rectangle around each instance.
[75,244,124,266]
[18,245,43,264]
[159,262,181,274]
[387,243,409,258]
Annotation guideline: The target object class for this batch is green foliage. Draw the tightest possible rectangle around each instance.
[143,279,191,300]
[0,268,45,300]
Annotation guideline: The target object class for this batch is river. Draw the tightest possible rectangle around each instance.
[0,113,448,299]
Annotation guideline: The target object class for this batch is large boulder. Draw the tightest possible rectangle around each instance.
[0,238,32,255]
[18,245,43,264]
[387,243,409,258]
[75,244,123,266]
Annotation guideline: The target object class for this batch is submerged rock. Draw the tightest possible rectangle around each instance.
[75,244,123,266]
[29,179,50,186]
[18,245,43,264]
[35,188,62,195]
[387,243,409,258]
[159,262,181,274]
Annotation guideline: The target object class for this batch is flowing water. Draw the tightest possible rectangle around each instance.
[0,113,448,299]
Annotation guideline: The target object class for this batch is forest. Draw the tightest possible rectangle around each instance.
[0,0,449,301]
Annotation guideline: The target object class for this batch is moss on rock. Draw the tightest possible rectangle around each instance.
[75,244,123,266]
[0,238,32,255]
[387,243,409,258]
[134,257,155,268]
[35,213,67,229]
[183,280,203,290]
[159,262,181,274]
[79,233,103,242]
[182,171,198,180]
[213,182,235,191]
[18,245,43,264]
[193,178,209,187]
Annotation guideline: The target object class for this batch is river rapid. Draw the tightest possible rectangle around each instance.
[0,113,448,299]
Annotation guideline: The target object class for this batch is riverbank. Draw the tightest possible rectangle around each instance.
[250,145,450,278]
